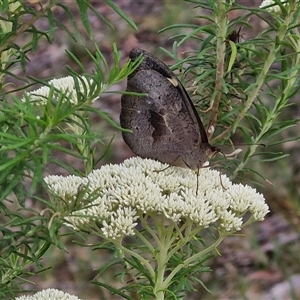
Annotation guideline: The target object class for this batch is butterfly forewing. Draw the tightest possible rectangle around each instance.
[120,48,218,170]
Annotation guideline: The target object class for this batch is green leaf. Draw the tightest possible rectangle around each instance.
[103,0,138,30]
[76,0,93,37]
[226,40,238,73]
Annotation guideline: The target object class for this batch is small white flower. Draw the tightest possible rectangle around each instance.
[44,157,269,239]
[102,207,138,239]
[22,76,104,105]
[45,174,87,199]
[218,210,243,232]
[15,288,82,300]
[228,184,269,220]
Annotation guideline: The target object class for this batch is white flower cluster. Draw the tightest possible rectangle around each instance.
[44,175,88,200]
[45,157,269,240]
[22,76,102,105]
[259,0,288,13]
[16,288,82,300]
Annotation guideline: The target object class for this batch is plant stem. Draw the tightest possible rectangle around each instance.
[152,216,177,299]
[229,9,298,179]
[208,0,228,139]
[163,233,225,289]
[212,5,295,144]
[0,0,58,54]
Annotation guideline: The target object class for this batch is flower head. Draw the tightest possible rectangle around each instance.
[22,76,104,105]
[16,288,82,300]
[44,174,87,199]
[45,157,269,240]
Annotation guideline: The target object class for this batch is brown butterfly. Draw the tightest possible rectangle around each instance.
[120,48,219,173]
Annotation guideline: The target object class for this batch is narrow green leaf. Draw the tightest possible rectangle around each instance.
[103,0,137,30]
[76,0,93,37]
[226,40,237,73]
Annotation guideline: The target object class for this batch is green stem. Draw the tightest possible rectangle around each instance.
[134,228,156,255]
[139,214,164,249]
[152,221,221,299]
[152,217,171,299]
[120,243,156,279]
[230,14,299,179]
[163,233,226,289]
[208,0,228,139]
[213,6,295,144]
[165,224,201,263]
[0,0,59,55]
